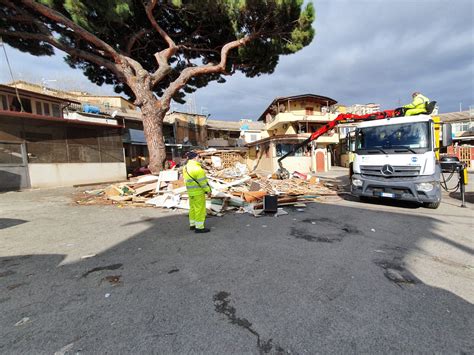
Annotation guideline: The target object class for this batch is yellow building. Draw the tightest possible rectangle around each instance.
[247,94,340,174]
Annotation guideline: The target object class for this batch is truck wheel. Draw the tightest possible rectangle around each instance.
[423,201,440,209]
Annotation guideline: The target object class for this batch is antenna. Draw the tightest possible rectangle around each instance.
[41,78,57,93]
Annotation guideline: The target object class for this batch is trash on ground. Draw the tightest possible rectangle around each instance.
[14,317,31,327]
[54,342,75,355]
[73,149,338,218]
[80,254,96,259]
[102,275,122,286]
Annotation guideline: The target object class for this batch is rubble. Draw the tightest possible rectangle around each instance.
[74,150,338,217]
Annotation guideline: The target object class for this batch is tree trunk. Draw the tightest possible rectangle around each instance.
[140,99,167,174]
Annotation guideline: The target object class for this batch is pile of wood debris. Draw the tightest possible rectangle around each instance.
[74,152,338,216]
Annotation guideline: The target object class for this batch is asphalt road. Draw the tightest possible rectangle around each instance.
[1,186,473,354]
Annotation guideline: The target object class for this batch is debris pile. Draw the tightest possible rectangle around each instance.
[74,151,337,216]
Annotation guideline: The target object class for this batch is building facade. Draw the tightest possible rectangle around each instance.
[247,94,341,174]
[0,85,126,190]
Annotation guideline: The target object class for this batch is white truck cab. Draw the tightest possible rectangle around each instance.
[351,114,451,208]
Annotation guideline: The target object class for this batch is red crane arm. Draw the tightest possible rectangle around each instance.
[277,109,397,170]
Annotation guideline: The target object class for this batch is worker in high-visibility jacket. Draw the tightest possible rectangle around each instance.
[403,92,430,116]
[183,152,211,233]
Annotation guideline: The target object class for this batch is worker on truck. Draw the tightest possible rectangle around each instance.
[184,151,212,234]
[403,92,430,116]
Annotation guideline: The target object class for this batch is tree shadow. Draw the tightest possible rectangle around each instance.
[0,218,28,230]
[1,202,473,353]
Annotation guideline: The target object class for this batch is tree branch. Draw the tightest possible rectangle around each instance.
[144,0,177,60]
[0,29,123,77]
[160,35,256,110]
[144,0,179,87]
[19,0,123,64]
[125,28,151,55]
[178,45,221,55]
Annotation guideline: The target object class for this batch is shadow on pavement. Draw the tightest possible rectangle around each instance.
[0,218,28,230]
[1,202,473,354]
[449,191,474,204]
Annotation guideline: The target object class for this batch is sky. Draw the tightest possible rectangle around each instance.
[1,0,473,120]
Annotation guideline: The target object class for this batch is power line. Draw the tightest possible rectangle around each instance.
[0,37,24,112]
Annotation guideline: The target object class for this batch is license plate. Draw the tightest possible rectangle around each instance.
[380,192,395,198]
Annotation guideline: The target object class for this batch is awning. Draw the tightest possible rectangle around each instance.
[124,128,147,145]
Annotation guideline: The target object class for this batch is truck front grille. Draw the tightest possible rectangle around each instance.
[360,165,421,178]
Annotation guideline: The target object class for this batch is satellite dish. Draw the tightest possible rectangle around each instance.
[111,110,118,118]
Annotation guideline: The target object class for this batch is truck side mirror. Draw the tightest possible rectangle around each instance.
[345,132,352,152]
[441,123,452,147]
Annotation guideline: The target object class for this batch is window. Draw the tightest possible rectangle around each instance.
[356,122,430,153]
[276,143,305,157]
[9,96,22,112]
[453,122,472,133]
[0,95,7,110]
[35,101,43,115]
[250,134,257,142]
[305,107,314,115]
[52,104,61,117]
[20,98,32,113]
[43,102,50,116]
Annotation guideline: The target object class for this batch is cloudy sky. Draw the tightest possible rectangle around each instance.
[1,0,473,120]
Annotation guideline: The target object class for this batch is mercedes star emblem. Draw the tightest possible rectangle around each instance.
[381,164,395,176]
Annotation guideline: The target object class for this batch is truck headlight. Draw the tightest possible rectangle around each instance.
[416,182,435,192]
[352,178,363,187]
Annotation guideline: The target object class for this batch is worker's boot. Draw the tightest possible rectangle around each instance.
[195,227,210,234]
[190,226,196,230]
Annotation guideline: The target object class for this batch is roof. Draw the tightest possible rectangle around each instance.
[6,81,133,103]
[438,111,473,123]
[0,84,80,104]
[0,110,123,128]
[258,94,338,121]
[207,120,241,131]
[241,121,265,131]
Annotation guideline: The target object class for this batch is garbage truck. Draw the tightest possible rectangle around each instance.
[350,114,452,208]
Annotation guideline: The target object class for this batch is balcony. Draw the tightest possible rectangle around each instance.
[265,112,338,131]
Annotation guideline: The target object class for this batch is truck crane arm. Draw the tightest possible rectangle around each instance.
[276,109,401,179]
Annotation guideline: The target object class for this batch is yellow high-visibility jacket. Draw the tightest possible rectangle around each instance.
[184,160,211,196]
[404,94,430,111]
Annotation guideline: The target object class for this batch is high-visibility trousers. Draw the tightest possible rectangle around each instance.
[405,108,426,116]
[189,194,206,229]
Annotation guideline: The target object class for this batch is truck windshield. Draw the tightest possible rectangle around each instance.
[355,121,430,154]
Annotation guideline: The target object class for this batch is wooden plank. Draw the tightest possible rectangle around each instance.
[134,182,157,195]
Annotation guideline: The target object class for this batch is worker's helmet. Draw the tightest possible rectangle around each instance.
[187,151,199,159]
[412,92,420,97]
